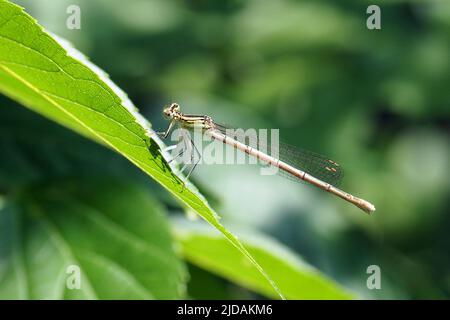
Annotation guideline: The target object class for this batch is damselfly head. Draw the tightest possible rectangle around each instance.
[163,103,180,119]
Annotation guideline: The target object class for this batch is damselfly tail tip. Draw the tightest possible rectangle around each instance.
[363,201,376,214]
[354,197,376,214]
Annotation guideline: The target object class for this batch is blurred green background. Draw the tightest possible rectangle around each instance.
[5,0,450,299]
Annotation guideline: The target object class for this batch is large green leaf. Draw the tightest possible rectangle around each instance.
[173,219,354,300]
[0,104,185,299]
[0,1,282,298]
[0,101,147,189]
[0,179,185,299]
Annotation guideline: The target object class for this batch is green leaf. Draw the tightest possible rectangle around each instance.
[0,101,146,189]
[173,219,354,300]
[0,179,186,299]
[0,1,283,298]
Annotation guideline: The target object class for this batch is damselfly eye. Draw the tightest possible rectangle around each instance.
[163,103,180,119]
[163,107,172,119]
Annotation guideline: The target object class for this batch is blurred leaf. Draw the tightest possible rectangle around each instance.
[0,0,283,298]
[173,219,354,300]
[185,264,237,300]
[0,179,185,299]
[231,2,362,52]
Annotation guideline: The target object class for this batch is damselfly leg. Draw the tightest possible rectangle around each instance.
[156,119,176,139]
[158,124,202,192]
[184,134,201,181]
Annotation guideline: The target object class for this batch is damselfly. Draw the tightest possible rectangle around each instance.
[156,103,375,214]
